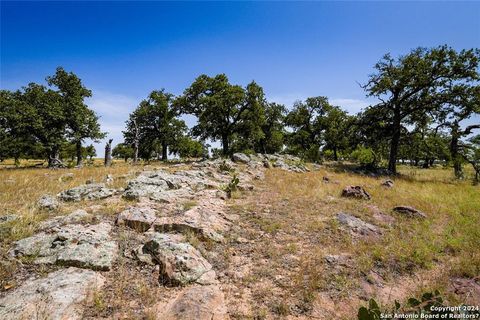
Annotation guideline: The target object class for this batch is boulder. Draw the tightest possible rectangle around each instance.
[337,212,381,236]
[381,179,394,188]
[58,183,115,202]
[0,267,105,320]
[116,207,157,232]
[152,285,228,320]
[38,194,59,210]
[135,233,216,286]
[392,206,427,219]
[232,153,250,164]
[10,222,117,271]
[123,170,188,200]
[341,185,371,200]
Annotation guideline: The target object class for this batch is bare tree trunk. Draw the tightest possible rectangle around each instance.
[76,140,83,167]
[222,133,229,156]
[105,139,113,167]
[450,122,463,179]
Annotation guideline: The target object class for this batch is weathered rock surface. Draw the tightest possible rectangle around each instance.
[341,185,371,200]
[154,195,230,242]
[392,206,427,219]
[38,194,59,210]
[337,212,381,236]
[232,153,250,164]
[152,285,228,320]
[58,183,116,202]
[116,206,157,232]
[0,214,18,224]
[135,233,216,286]
[0,267,105,320]
[38,209,92,230]
[10,222,117,271]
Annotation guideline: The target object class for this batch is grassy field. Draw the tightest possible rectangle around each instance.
[0,161,478,319]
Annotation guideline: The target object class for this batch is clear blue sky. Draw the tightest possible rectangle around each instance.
[1,1,479,155]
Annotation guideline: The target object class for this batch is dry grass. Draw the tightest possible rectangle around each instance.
[224,164,480,319]
[1,160,478,319]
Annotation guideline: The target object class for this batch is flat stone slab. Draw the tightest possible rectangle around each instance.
[135,233,217,286]
[38,194,59,210]
[58,183,116,202]
[337,212,381,236]
[116,206,157,232]
[152,285,228,320]
[0,267,105,320]
[38,209,92,231]
[153,197,230,242]
[10,222,117,271]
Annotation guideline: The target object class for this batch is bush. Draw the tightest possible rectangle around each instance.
[350,146,377,168]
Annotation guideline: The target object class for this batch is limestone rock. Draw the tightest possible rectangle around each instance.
[38,194,59,210]
[10,222,117,271]
[381,179,394,188]
[232,153,250,164]
[392,206,427,219]
[116,206,157,232]
[38,209,92,230]
[0,214,18,224]
[0,267,105,320]
[153,285,228,320]
[136,233,216,286]
[58,183,115,202]
[341,185,371,200]
[337,212,381,236]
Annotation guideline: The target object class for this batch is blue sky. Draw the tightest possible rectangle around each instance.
[1,1,479,155]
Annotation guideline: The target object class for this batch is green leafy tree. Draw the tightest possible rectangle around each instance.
[322,105,355,161]
[284,97,329,161]
[362,46,479,174]
[18,83,67,167]
[256,102,286,154]
[112,143,134,162]
[47,67,105,166]
[463,135,480,183]
[125,90,187,161]
[175,74,266,156]
[169,136,204,159]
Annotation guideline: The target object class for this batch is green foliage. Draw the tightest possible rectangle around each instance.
[112,143,134,162]
[224,173,240,198]
[363,46,480,174]
[169,136,204,159]
[350,146,377,168]
[124,90,187,161]
[175,74,267,156]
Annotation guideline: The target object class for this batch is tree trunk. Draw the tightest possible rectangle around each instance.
[76,140,83,167]
[133,119,139,163]
[429,158,435,167]
[48,147,63,168]
[423,157,429,168]
[450,123,463,179]
[388,108,401,174]
[222,134,229,156]
[104,139,113,167]
[161,142,168,161]
[333,147,338,161]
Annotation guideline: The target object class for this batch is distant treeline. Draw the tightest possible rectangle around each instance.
[1,45,479,180]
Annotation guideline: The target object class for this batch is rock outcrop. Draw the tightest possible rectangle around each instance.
[152,285,228,320]
[0,267,105,320]
[38,194,59,210]
[10,222,117,271]
[337,212,381,236]
[58,183,116,202]
[135,233,217,286]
